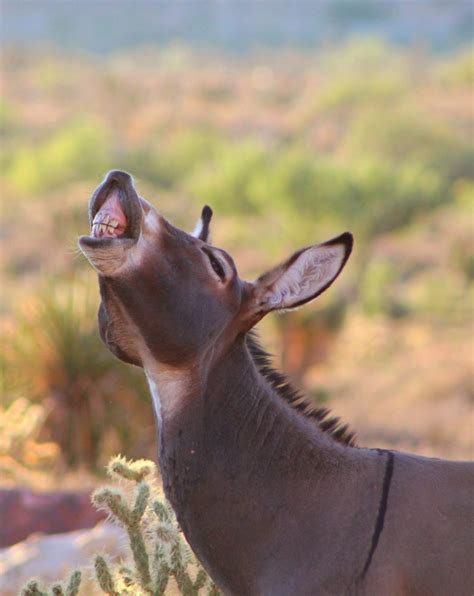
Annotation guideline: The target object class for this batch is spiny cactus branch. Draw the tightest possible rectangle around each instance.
[23,457,220,595]
[21,580,48,596]
[65,571,82,596]
[128,525,152,588]
[94,555,119,596]
[207,584,221,596]
[107,455,155,483]
[132,481,150,522]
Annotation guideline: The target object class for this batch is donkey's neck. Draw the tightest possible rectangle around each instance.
[145,336,355,592]
[146,337,345,484]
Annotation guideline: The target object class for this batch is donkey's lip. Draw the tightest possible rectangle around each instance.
[79,234,136,249]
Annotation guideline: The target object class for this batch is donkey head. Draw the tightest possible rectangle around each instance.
[79,170,353,372]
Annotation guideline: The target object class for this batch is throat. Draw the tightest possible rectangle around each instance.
[144,364,208,522]
[144,366,199,435]
[146,374,163,429]
[145,340,339,495]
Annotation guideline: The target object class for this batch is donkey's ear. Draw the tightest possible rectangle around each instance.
[250,232,353,315]
[192,205,213,242]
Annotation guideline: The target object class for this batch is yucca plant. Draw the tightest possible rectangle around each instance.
[3,273,153,469]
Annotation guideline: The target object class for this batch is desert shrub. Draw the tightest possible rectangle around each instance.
[249,147,329,216]
[317,75,405,112]
[186,139,269,214]
[437,47,474,88]
[2,42,471,442]
[359,194,474,322]
[0,397,60,485]
[403,270,473,325]
[187,128,447,241]
[320,38,404,76]
[359,259,406,318]
[315,38,407,111]
[5,119,111,195]
[0,98,17,133]
[449,183,474,283]
[344,108,474,183]
[127,129,225,190]
[343,157,446,238]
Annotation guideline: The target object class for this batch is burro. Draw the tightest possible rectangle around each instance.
[80,170,474,596]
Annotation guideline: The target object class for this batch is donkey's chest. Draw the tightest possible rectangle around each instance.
[160,474,361,596]
[158,446,284,579]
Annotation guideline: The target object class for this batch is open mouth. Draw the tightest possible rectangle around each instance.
[80,170,143,247]
[91,186,128,238]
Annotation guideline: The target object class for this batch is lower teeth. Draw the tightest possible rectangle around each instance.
[92,223,119,237]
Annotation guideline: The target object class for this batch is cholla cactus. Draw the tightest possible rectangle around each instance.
[91,455,219,595]
[21,456,219,595]
[22,572,82,596]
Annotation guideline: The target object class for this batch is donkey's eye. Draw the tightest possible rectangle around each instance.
[201,247,226,281]
[208,253,225,281]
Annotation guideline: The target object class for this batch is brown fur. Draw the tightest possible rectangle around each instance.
[246,331,357,447]
[80,171,474,596]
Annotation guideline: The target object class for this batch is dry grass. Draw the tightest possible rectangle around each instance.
[314,314,473,460]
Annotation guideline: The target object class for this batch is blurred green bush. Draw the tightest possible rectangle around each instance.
[1,40,472,468]
[5,119,111,195]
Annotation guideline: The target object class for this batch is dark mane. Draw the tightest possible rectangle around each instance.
[246,331,357,447]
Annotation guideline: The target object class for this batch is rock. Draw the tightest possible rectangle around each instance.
[0,522,128,595]
[0,488,106,547]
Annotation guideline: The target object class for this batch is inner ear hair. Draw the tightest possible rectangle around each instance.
[258,232,353,312]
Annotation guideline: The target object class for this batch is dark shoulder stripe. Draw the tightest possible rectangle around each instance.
[360,449,395,580]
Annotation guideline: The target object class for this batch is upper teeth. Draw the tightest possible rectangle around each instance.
[91,213,120,237]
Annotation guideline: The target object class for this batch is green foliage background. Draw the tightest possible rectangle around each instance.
[1,39,473,469]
